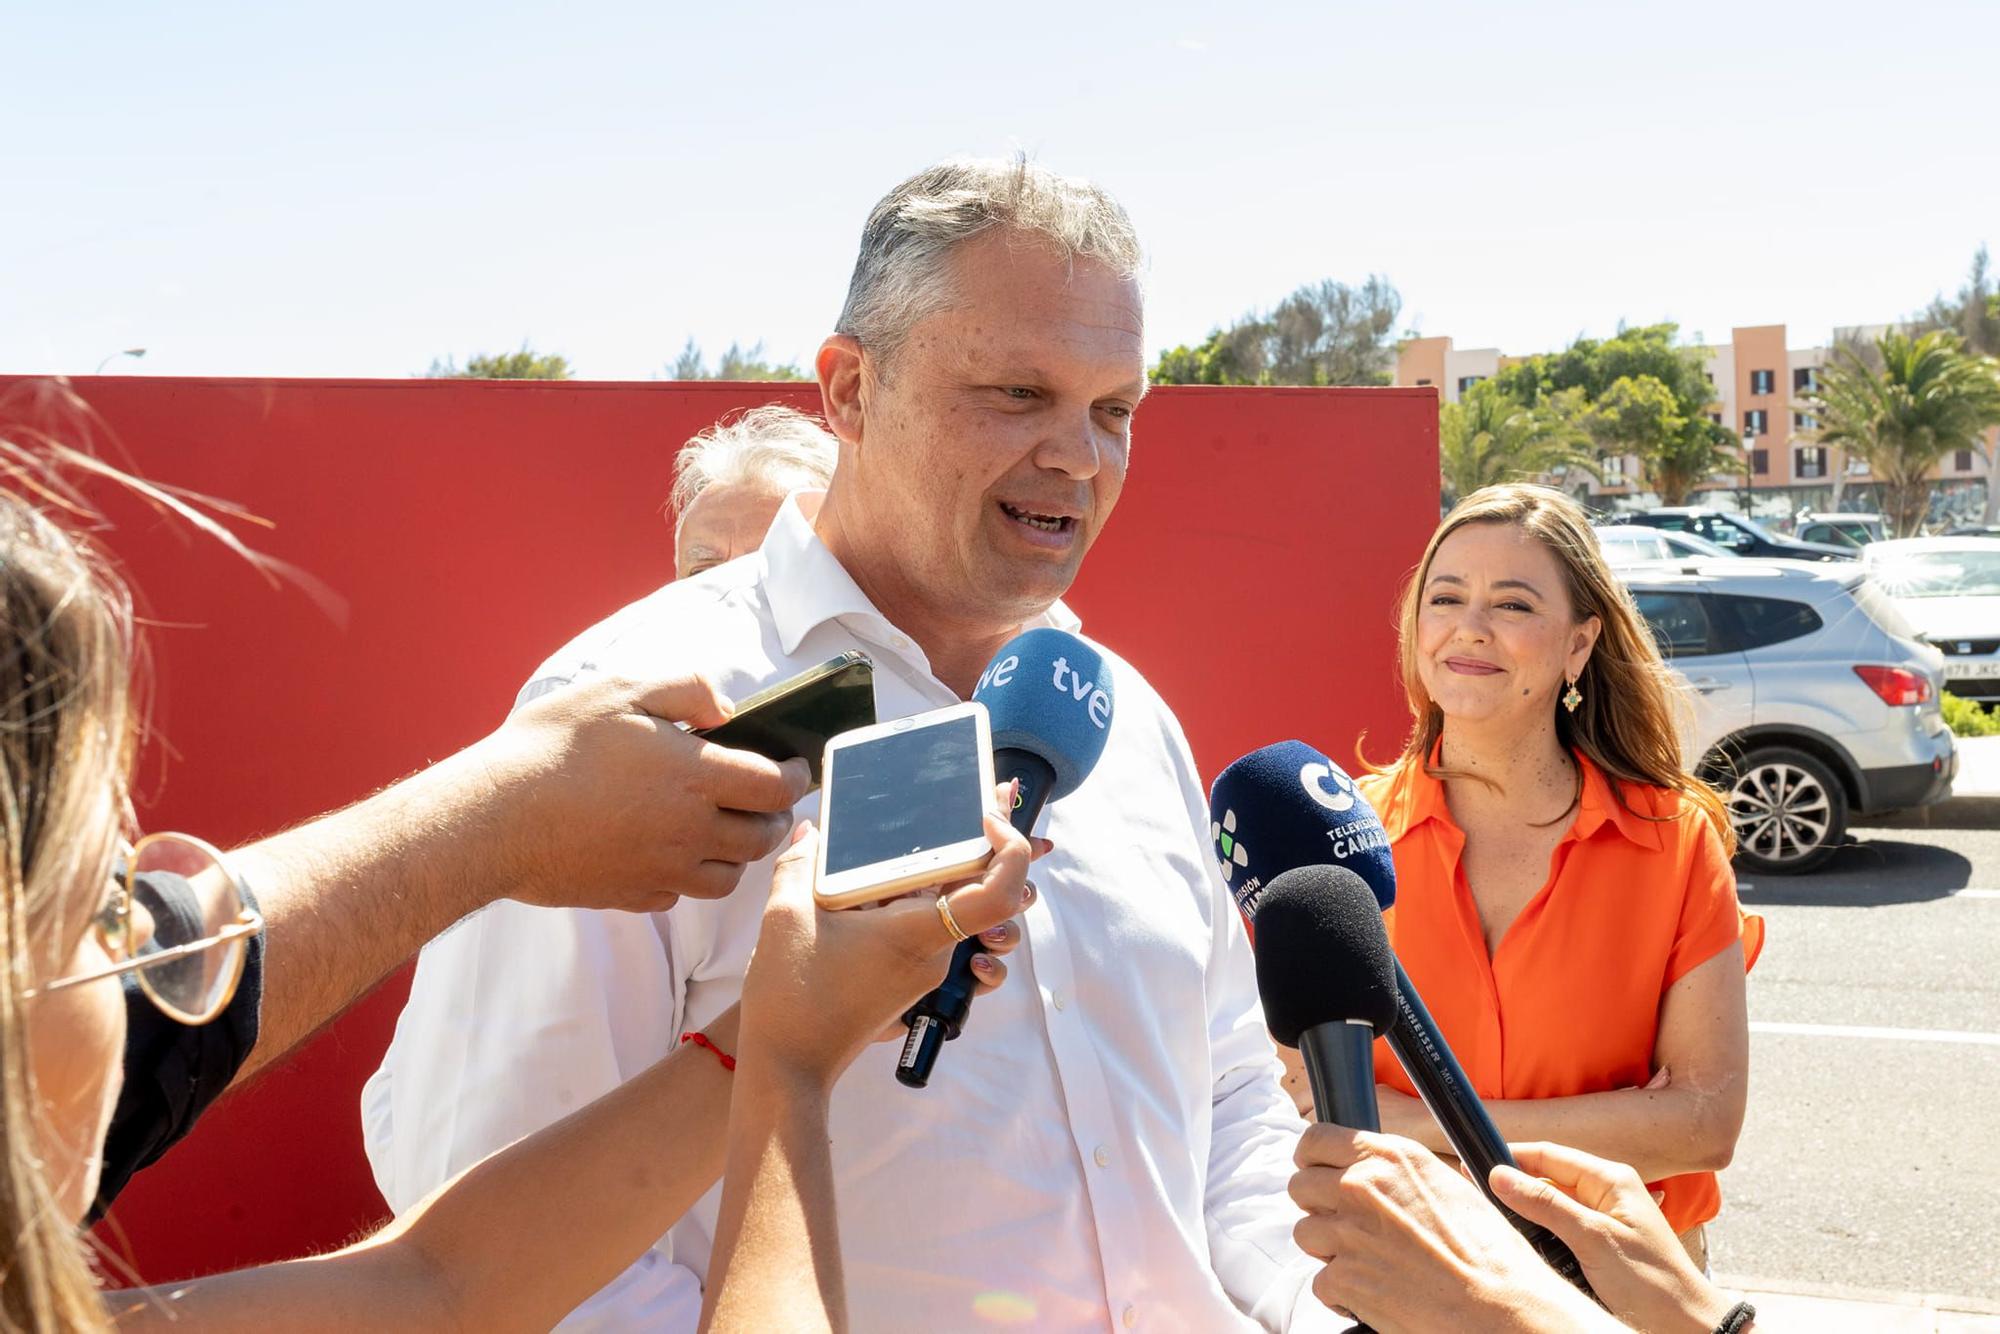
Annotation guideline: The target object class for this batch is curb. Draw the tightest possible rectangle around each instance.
[1717,1273,2000,1317]
[1865,791,2000,831]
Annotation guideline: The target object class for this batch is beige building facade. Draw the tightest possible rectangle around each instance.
[1399,326,1999,519]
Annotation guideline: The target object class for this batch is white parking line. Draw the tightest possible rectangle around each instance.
[1735,885,2000,899]
[1751,1021,2000,1047]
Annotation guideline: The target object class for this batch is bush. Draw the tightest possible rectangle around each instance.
[1941,692,2000,737]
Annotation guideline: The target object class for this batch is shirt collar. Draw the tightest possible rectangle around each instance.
[1571,750,1665,851]
[761,491,1081,657]
[1375,749,1445,844]
[1375,742,1662,852]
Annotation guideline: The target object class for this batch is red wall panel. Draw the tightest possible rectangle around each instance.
[0,375,1438,1281]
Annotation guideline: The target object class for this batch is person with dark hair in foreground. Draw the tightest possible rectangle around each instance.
[1290,1125,1759,1334]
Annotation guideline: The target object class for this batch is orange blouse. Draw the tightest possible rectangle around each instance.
[1358,750,1764,1233]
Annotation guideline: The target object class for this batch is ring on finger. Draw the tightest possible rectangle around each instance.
[935,891,971,944]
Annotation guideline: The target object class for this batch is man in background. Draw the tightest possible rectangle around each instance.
[670,404,836,579]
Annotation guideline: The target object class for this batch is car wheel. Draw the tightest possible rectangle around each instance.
[1726,746,1848,875]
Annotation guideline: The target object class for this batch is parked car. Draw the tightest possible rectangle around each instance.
[1793,511,1886,549]
[1595,524,1735,564]
[1619,558,1955,873]
[1620,507,1856,561]
[1861,537,2000,700]
[1944,523,2000,538]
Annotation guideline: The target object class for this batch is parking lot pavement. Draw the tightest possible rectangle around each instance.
[1711,822,2000,1307]
[1719,1282,2000,1331]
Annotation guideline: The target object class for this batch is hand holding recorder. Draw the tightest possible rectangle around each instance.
[485,671,816,913]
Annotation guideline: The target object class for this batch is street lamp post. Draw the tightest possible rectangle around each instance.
[94,348,147,375]
[1740,428,1756,518]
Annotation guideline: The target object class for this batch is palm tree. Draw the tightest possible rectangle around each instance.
[1808,331,2000,536]
[1439,383,1598,505]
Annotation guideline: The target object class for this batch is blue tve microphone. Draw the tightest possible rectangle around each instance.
[1209,742,1595,1299]
[896,628,1116,1088]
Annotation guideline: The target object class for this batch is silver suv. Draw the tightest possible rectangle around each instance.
[1618,558,1957,873]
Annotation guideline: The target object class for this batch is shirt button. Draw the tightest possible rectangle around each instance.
[1051,990,1067,1011]
[1093,1145,1110,1168]
[1123,1304,1137,1327]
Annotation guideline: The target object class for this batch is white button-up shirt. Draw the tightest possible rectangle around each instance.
[363,494,1334,1332]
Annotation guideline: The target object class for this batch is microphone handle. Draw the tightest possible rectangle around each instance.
[896,749,1055,1088]
[1385,962,1596,1297]
[1301,1021,1380,1132]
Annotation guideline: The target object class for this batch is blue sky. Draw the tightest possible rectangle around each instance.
[6,0,1996,380]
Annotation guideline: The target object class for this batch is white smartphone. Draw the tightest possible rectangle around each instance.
[813,701,996,910]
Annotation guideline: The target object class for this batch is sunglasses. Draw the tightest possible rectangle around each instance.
[25,832,263,1026]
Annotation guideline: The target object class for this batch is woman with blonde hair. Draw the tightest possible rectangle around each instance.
[0,462,1027,1332]
[1355,483,1763,1266]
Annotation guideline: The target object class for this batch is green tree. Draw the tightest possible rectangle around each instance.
[1150,326,1256,385]
[1151,276,1400,386]
[1438,382,1597,505]
[669,338,808,381]
[670,338,707,380]
[1491,323,1736,505]
[1491,323,1715,418]
[1809,330,2000,535]
[1586,374,1740,506]
[426,344,572,379]
[1917,246,2000,358]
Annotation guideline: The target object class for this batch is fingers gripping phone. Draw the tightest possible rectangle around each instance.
[694,652,875,790]
[813,702,997,909]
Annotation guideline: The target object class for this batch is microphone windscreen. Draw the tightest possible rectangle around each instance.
[1253,864,1399,1046]
[1208,740,1396,918]
[971,628,1115,801]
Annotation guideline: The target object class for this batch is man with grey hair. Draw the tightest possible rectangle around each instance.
[669,405,837,579]
[365,157,1336,1331]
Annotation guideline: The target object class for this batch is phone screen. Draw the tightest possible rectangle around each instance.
[824,715,985,875]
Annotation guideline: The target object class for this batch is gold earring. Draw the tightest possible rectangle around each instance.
[1563,677,1582,713]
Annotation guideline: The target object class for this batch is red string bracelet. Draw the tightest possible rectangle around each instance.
[680,1031,736,1072]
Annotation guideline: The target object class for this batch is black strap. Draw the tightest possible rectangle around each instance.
[1714,1300,1757,1334]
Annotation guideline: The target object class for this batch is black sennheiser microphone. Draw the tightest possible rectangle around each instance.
[1209,741,1595,1297]
[896,627,1116,1088]
[1252,865,1398,1131]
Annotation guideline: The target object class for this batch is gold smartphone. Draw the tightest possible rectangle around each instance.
[812,701,996,909]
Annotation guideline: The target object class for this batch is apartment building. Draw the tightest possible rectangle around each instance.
[1395,336,1505,404]
[1399,326,1998,514]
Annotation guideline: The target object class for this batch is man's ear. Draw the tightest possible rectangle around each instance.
[816,336,866,447]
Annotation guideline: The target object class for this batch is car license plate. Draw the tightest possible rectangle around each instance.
[1949,660,2000,679]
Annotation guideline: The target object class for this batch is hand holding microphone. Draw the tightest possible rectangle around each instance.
[897,628,1115,1087]
[741,800,1032,1090]
[1288,1127,1623,1334]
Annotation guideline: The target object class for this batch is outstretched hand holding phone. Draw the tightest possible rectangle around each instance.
[701,794,1035,1334]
